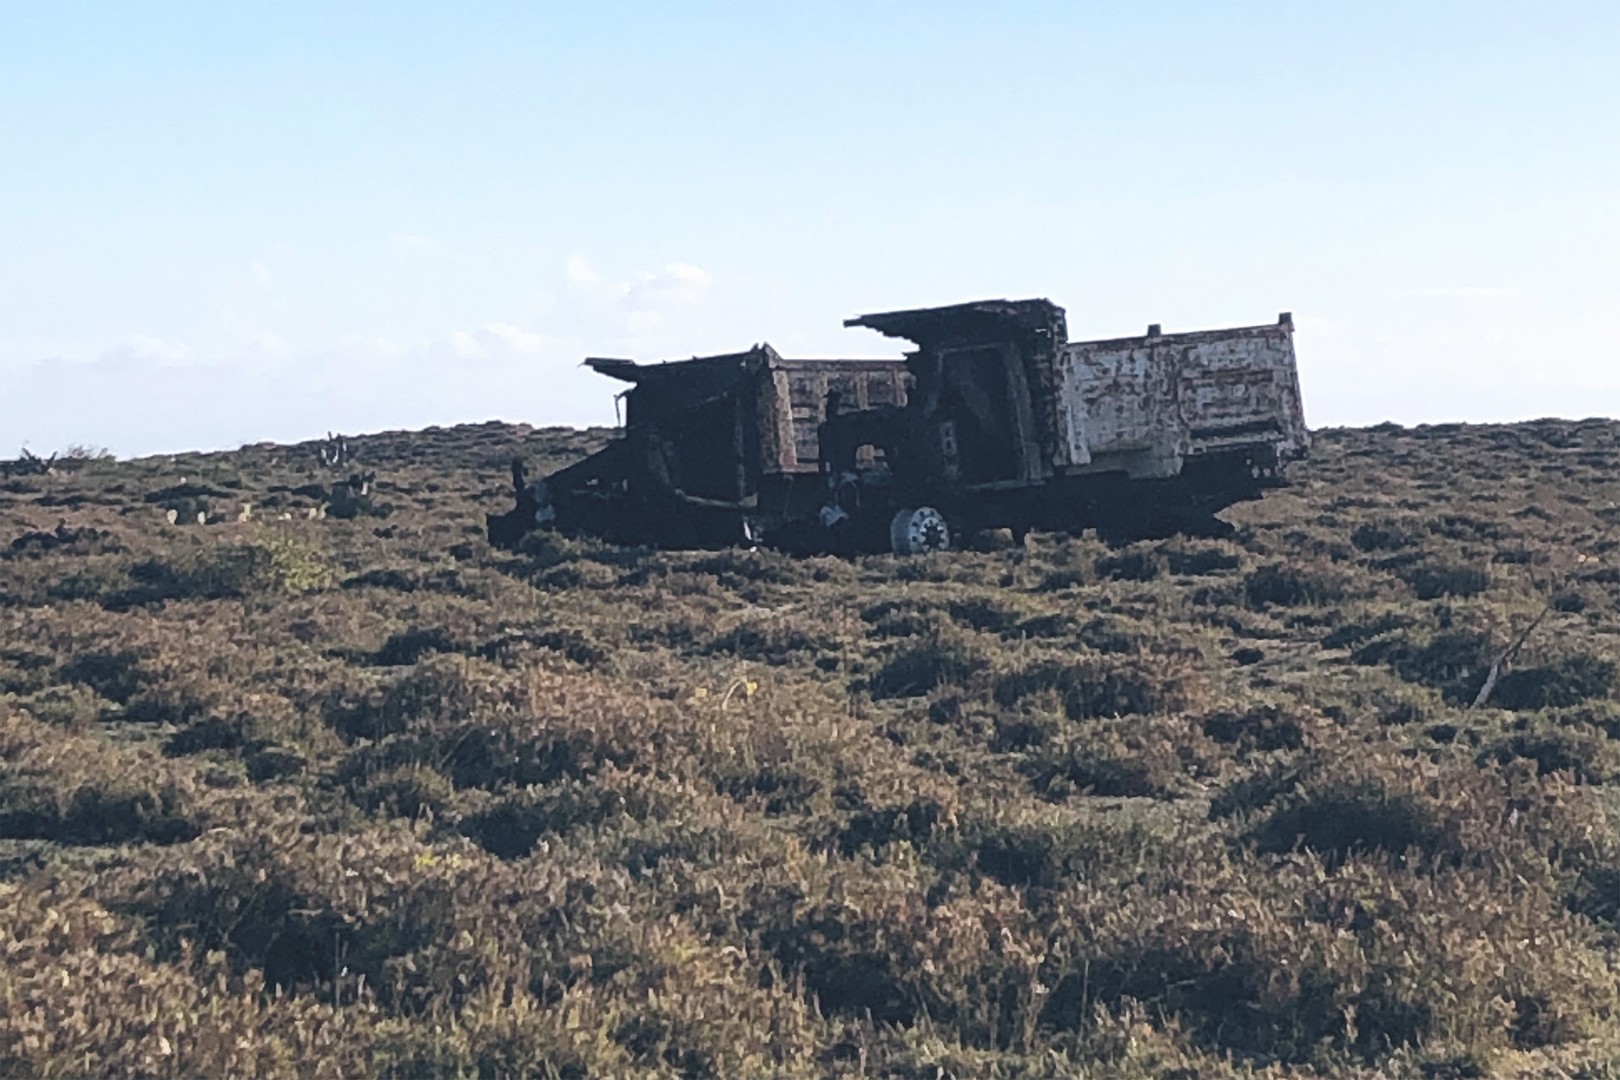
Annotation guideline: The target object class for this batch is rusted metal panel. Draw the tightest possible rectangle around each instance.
[846,299,1069,488]
[777,358,910,473]
[1059,315,1308,478]
[579,350,907,476]
[760,369,799,474]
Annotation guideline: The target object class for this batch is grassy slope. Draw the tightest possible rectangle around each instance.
[1,418,1618,1078]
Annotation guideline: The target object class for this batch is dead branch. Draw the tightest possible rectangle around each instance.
[1470,602,1553,710]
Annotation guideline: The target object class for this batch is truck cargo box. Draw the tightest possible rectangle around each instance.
[1060,318,1309,479]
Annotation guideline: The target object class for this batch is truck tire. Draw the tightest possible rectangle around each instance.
[890,507,951,556]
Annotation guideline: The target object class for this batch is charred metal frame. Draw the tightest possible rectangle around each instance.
[489,299,1309,554]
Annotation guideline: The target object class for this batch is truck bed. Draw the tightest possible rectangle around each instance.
[1059,315,1309,479]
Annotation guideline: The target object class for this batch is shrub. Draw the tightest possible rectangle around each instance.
[1021,717,1201,800]
[1200,704,1306,752]
[750,862,1044,1038]
[1397,560,1490,600]
[1036,566,1091,592]
[59,648,146,703]
[831,793,953,856]
[372,626,461,666]
[245,745,305,781]
[1162,541,1242,576]
[254,532,336,593]
[329,653,516,743]
[1094,545,1163,582]
[679,548,796,585]
[1351,518,1424,552]
[1353,629,1495,705]
[1493,655,1616,711]
[165,713,254,756]
[945,594,1030,633]
[714,759,823,816]
[332,661,666,794]
[1072,614,1158,654]
[0,647,54,695]
[31,558,136,605]
[1039,856,1616,1064]
[0,711,202,845]
[931,811,1179,893]
[868,630,991,699]
[707,615,842,665]
[1372,685,1432,726]
[14,684,111,729]
[535,559,622,590]
[113,533,333,606]
[1480,719,1620,783]
[341,566,420,592]
[351,764,456,820]
[860,599,943,639]
[1430,513,1507,542]
[1007,611,1080,640]
[1250,780,1444,868]
[119,550,266,604]
[1244,562,1349,608]
[0,884,384,1078]
[458,773,676,859]
[1240,748,1598,881]
[994,654,1196,721]
[1321,610,1413,649]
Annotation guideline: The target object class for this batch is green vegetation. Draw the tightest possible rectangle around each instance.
[1,417,1618,1077]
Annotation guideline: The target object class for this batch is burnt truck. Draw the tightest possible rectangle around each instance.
[489,298,1309,554]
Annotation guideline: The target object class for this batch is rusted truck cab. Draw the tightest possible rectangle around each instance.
[489,345,914,549]
[490,298,1308,553]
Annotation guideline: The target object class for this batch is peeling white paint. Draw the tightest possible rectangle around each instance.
[1060,317,1309,479]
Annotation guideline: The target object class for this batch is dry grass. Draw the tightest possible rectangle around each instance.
[2,417,1619,1077]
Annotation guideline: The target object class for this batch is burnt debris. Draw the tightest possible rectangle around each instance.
[490,299,1309,555]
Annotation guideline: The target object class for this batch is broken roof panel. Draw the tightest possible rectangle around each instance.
[584,345,779,385]
[582,357,643,383]
[584,347,906,385]
[844,298,1066,345]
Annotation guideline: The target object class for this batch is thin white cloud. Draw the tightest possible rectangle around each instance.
[565,256,714,310]
[566,254,605,287]
[630,262,714,307]
[3,254,726,454]
[480,322,551,355]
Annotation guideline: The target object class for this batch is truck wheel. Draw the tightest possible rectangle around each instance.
[890,507,951,556]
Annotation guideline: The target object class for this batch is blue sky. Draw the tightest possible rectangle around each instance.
[2,0,1616,456]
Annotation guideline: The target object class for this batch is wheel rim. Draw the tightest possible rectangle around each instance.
[890,507,951,555]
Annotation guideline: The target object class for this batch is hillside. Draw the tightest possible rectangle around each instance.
[2,418,1619,1078]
